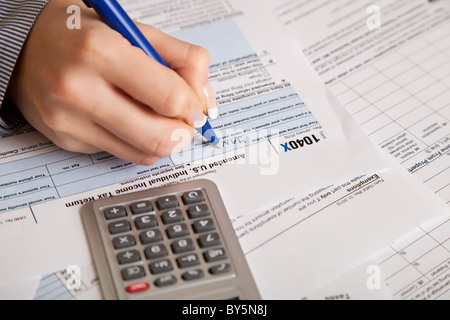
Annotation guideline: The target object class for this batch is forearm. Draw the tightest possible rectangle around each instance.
[0,0,50,133]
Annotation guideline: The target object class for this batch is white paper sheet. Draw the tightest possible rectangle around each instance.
[0,0,448,299]
[0,0,395,220]
[307,215,450,300]
[232,169,449,299]
[272,0,450,203]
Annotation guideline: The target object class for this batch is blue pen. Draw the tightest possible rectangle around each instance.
[82,0,220,147]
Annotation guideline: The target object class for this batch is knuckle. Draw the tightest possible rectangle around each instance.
[148,135,174,158]
[77,28,103,57]
[77,28,118,67]
[51,73,79,102]
[52,136,90,154]
[134,155,158,166]
[143,130,183,158]
[50,75,90,114]
[187,44,211,68]
[60,141,85,153]
[191,45,211,62]
[41,108,68,133]
[163,83,191,117]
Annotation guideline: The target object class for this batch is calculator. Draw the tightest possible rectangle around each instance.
[81,179,261,300]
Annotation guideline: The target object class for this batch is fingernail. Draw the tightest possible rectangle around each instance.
[203,84,218,119]
[187,109,207,128]
[208,106,219,120]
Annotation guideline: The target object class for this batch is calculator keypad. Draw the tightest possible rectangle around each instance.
[101,189,233,296]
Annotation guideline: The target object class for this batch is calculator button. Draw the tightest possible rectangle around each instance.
[176,253,200,268]
[108,220,131,234]
[144,244,168,260]
[203,247,227,262]
[156,195,179,210]
[161,209,184,224]
[171,238,195,254]
[182,269,204,281]
[209,263,231,275]
[104,206,127,220]
[117,250,141,265]
[197,232,221,248]
[187,204,210,219]
[154,275,177,287]
[126,281,149,294]
[112,234,136,249]
[149,259,173,274]
[121,265,146,281]
[134,214,158,230]
[182,190,205,204]
[166,223,189,239]
[130,200,153,215]
[192,218,215,233]
[139,229,163,244]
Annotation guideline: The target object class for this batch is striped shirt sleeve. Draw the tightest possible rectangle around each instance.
[0,0,50,134]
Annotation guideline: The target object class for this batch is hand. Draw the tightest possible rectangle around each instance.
[7,0,217,165]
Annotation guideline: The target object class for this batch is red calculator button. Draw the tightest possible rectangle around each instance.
[126,282,149,293]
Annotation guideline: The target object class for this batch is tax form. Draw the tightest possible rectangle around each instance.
[0,0,395,297]
[0,0,392,218]
[0,0,448,299]
[307,214,450,300]
[232,172,449,299]
[229,0,450,300]
[273,0,450,203]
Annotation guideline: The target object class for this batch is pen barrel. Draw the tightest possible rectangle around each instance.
[84,0,219,145]
[85,0,169,67]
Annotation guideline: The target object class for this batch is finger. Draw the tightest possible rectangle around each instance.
[93,29,205,125]
[39,110,161,166]
[136,24,210,85]
[58,118,161,166]
[137,23,218,118]
[20,82,188,164]
[15,99,103,155]
[75,81,195,158]
[42,128,103,156]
